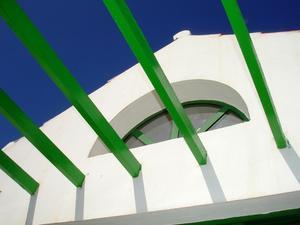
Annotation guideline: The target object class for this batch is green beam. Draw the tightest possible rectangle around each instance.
[0,149,39,195]
[197,106,229,133]
[132,130,154,145]
[103,0,207,165]
[0,0,141,177]
[0,89,85,187]
[221,0,287,148]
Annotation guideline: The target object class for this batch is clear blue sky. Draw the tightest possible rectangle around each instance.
[0,0,299,148]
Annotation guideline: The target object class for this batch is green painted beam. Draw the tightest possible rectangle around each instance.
[0,149,39,195]
[0,89,85,187]
[221,0,287,149]
[197,106,229,133]
[0,0,141,177]
[103,0,207,165]
[132,130,154,145]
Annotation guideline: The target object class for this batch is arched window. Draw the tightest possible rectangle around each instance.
[124,102,248,148]
[88,80,250,157]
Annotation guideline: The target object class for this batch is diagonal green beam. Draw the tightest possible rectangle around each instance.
[221,0,287,149]
[0,149,39,195]
[197,106,229,133]
[0,89,84,187]
[103,0,207,165]
[0,0,141,177]
[131,130,154,145]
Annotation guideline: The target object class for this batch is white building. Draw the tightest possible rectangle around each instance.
[1,29,300,225]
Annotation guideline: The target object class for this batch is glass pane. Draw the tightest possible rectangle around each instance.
[209,111,243,130]
[178,105,219,137]
[124,105,245,148]
[185,105,220,130]
[126,136,144,148]
[139,111,172,143]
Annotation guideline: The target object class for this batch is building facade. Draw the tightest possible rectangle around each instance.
[1,29,300,224]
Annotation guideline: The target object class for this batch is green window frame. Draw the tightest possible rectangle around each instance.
[123,101,249,147]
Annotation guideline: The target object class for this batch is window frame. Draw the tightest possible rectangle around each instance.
[123,100,249,147]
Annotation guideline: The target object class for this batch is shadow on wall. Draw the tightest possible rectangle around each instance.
[73,174,148,220]
[75,182,85,221]
[25,189,39,225]
[24,181,86,224]
[280,144,300,184]
[131,159,227,214]
[201,157,226,203]
[133,171,148,213]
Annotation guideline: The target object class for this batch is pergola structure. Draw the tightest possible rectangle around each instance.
[0,0,287,196]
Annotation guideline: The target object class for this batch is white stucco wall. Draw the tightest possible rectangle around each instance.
[0,30,300,225]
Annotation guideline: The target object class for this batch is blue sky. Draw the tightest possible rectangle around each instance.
[0,0,299,148]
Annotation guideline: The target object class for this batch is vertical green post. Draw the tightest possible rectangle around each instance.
[0,149,39,195]
[221,0,287,148]
[0,0,141,176]
[103,0,207,164]
[0,89,85,187]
